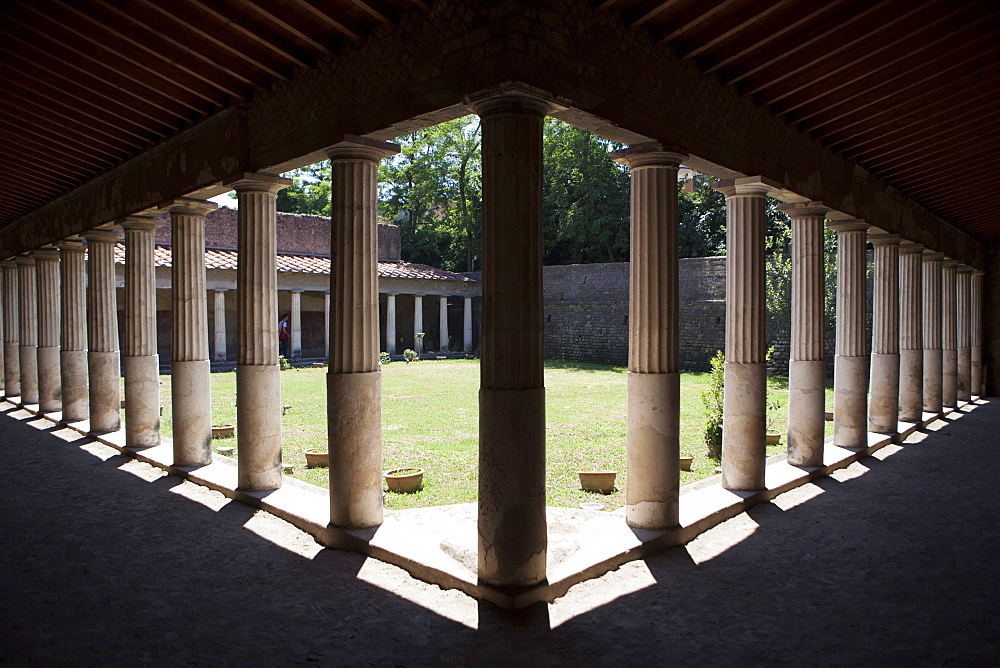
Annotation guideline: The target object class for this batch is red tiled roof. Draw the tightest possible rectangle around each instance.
[114,244,476,283]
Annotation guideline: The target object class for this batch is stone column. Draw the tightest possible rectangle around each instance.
[956,265,972,403]
[121,216,162,448]
[780,202,829,467]
[58,239,89,422]
[868,233,900,434]
[385,293,397,354]
[464,296,473,352]
[613,144,685,529]
[471,91,550,586]
[715,177,776,491]
[17,256,39,405]
[84,226,123,433]
[34,247,62,413]
[290,290,302,359]
[213,290,227,362]
[169,199,217,467]
[971,270,984,398]
[324,291,330,359]
[942,259,958,408]
[897,242,924,422]
[922,252,944,414]
[2,260,20,398]
[413,295,424,355]
[228,173,292,491]
[828,220,869,448]
[326,136,399,528]
[439,296,449,352]
[0,268,3,395]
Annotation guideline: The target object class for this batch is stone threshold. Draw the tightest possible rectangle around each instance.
[0,396,979,609]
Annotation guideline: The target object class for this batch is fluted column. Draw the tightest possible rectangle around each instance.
[34,248,62,413]
[613,144,684,529]
[2,260,20,398]
[922,252,944,414]
[956,265,972,403]
[439,296,449,352]
[326,136,399,529]
[780,202,829,467]
[170,199,217,467]
[828,221,869,448]
[122,217,163,448]
[213,290,227,362]
[17,256,39,405]
[715,178,776,491]
[869,233,900,434]
[464,296,473,352]
[413,295,424,355]
[58,239,89,422]
[942,259,958,408]
[229,173,292,491]
[472,91,550,587]
[898,242,924,422]
[385,293,397,354]
[290,290,302,359]
[84,226,122,433]
[971,270,984,398]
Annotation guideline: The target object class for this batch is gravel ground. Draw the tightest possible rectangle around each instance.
[1,400,997,665]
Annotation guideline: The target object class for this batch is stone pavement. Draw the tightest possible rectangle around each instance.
[1,400,997,665]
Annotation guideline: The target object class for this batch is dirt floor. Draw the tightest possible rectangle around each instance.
[1,400,997,665]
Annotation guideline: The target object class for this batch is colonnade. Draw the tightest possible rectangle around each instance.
[0,90,988,590]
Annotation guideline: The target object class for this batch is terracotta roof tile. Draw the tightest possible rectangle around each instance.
[114,244,476,282]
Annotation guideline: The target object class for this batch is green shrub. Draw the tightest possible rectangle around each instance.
[278,355,292,371]
[402,349,418,363]
[702,350,724,459]
[379,351,391,365]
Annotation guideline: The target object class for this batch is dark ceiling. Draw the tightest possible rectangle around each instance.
[2,0,998,243]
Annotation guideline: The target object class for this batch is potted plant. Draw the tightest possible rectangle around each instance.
[385,467,423,493]
[679,456,694,472]
[305,449,329,468]
[578,470,617,494]
[211,424,235,439]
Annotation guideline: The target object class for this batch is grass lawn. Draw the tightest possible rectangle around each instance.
[157,359,834,512]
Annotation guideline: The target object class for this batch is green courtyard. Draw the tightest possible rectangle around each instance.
[156,359,834,512]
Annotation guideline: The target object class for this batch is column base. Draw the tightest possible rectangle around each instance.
[479,387,546,587]
[898,348,923,422]
[957,347,971,402]
[626,371,680,530]
[868,352,899,434]
[328,371,383,529]
[787,359,826,467]
[37,346,62,413]
[172,359,213,467]
[922,349,942,414]
[942,349,957,408]
[236,364,282,491]
[60,350,89,422]
[88,350,120,434]
[3,341,20,398]
[19,345,38,405]
[722,362,766,491]
[834,355,868,449]
[123,354,161,448]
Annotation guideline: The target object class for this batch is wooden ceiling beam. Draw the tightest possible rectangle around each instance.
[285,0,363,43]
[351,0,398,26]
[0,134,106,177]
[889,156,999,192]
[653,0,737,44]
[183,0,314,68]
[0,123,116,169]
[849,108,1000,166]
[239,0,336,55]
[0,159,82,189]
[0,172,57,198]
[676,0,794,61]
[0,113,130,163]
[623,0,685,30]
[866,128,1000,180]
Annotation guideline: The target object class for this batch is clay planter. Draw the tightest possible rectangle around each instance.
[824,411,834,421]
[217,446,235,457]
[385,467,424,493]
[765,432,782,445]
[578,471,617,494]
[211,424,235,439]
[305,450,329,468]
[679,456,694,472]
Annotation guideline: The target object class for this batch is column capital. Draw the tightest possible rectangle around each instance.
[827,219,868,233]
[868,232,901,246]
[776,201,830,218]
[611,143,685,169]
[14,255,36,267]
[325,134,400,162]
[83,225,124,244]
[898,241,924,255]
[956,264,974,274]
[0,259,17,268]
[712,176,782,198]
[57,237,86,253]
[213,287,228,293]
[972,269,985,278]
[224,172,292,194]
[922,250,945,262]
[465,83,557,118]
[31,246,60,261]
[942,257,959,269]
[119,215,164,232]
[290,289,303,294]
[166,197,218,216]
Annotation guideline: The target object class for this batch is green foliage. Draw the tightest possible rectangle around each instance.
[765,220,838,331]
[702,350,725,459]
[278,355,292,371]
[402,349,418,363]
[379,351,391,365]
[765,346,782,432]
[678,181,727,257]
[276,162,332,216]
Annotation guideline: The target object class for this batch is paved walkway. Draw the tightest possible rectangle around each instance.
[1,400,997,665]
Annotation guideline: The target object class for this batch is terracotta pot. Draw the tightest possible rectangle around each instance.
[824,411,834,421]
[211,424,235,439]
[217,446,235,457]
[385,467,423,493]
[578,471,617,494]
[679,456,694,472]
[305,450,329,468]
[765,432,781,445]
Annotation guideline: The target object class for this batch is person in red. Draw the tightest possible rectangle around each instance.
[278,312,291,359]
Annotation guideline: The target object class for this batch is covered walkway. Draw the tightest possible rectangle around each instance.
[2,398,996,664]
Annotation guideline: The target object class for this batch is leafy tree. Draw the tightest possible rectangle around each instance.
[678,180,726,257]
[276,162,332,216]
